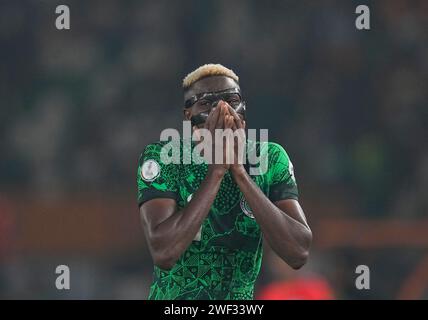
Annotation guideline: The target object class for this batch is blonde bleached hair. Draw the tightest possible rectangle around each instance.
[182,64,239,89]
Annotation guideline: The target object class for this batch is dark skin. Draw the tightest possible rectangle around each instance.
[140,75,312,270]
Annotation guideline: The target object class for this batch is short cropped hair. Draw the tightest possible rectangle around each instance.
[182,64,239,90]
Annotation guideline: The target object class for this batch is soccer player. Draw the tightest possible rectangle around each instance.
[137,64,312,300]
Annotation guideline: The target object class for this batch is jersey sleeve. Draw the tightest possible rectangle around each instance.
[267,142,299,202]
[136,143,180,207]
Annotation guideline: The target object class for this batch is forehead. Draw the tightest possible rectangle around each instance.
[184,76,240,100]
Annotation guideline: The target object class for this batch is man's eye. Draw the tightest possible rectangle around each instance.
[199,100,210,106]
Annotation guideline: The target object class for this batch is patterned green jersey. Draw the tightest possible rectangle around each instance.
[136,139,298,300]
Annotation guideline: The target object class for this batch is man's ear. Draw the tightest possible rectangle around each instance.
[183,108,192,120]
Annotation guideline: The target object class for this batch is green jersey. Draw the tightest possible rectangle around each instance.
[136,139,298,300]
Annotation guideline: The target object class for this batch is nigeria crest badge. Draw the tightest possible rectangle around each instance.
[140,159,160,182]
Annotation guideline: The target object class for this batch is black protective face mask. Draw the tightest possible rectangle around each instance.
[184,88,246,127]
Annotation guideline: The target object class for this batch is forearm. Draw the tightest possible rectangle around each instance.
[152,167,225,266]
[232,169,312,267]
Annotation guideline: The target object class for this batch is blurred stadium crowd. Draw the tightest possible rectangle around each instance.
[0,0,427,299]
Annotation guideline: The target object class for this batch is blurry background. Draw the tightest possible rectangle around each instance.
[0,0,427,299]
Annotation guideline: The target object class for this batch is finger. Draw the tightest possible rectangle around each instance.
[217,101,232,118]
[208,106,220,132]
[224,117,234,163]
[222,107,237,130]
[203,108,214,129]
[216,104,226,129]
[222,114,228,129]
[193,125,201,141]
[222,101,231,115]
[231,117,237,131]
[227,105,243,129]
[229,116,235,130]
[226,115,233,129]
